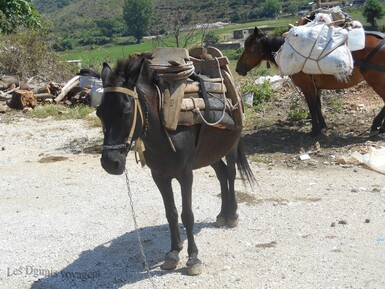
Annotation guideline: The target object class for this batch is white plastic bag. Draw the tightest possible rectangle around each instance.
[352,147,385,174]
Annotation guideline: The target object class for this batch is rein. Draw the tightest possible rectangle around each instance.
[102,86,145,151]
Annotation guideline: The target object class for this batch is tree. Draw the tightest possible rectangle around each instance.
[123,0,152,44]
[363,0,385,29]
[204,31,219,47]
[261,0,281,19]
[0,0,42,34]
[152,8,209,48]
[96,18,125,38]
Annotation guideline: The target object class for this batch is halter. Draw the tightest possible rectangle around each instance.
[102,86,144,151]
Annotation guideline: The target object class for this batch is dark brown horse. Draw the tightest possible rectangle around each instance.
[236,27,385,137]
[96,53,255,275]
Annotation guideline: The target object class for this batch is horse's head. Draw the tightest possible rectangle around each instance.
[236,27,267,76]
[96,54,148,175]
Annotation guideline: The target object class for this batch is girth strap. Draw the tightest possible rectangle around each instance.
[356,37,385,73]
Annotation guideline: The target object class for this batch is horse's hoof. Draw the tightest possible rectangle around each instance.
[369,129,379,137]
[161,251,180,270]
[215,214,227,227]
[227,216,239,228]
[186,258,202,276]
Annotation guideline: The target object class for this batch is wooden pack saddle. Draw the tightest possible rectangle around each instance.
[148,47,244,131]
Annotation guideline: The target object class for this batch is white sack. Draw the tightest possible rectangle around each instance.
[275,22,353,79]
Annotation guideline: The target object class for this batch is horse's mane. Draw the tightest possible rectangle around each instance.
[110,52,153,86]
[260,35,285,63]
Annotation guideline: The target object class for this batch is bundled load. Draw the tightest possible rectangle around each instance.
[275,8,365,81]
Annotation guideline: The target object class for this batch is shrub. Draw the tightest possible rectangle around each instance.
[0,28,76,81]
[241,80,273,111]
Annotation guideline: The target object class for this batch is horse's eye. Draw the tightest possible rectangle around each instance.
[121,108,131,119]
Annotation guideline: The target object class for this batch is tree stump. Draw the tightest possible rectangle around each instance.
[8,90,37,110]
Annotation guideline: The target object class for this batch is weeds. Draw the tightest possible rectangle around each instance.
[241,80,274,111]
[327,95,344,113]
[288,95,308,122]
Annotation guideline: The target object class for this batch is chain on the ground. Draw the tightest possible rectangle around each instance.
[124,169,158,289]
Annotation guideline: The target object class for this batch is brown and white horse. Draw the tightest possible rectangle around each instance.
[236,27,385,137]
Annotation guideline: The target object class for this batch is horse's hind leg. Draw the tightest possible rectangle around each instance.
[211,152,238,228]
[152,172,183,271]
[316,90,327,130]
[370,106,385,135]
[225,151,239,228]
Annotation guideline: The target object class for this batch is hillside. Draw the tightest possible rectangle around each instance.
[32,0,277,49]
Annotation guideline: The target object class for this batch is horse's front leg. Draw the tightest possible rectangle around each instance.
[304,91,323,137]
[152,172,183,271]
[293,75,325,137]
[177,169,202,276]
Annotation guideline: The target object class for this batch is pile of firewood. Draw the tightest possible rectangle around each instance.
[0,74,93,112]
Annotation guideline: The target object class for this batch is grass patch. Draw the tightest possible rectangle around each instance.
[28,104,95,120]
[327,95,344,114]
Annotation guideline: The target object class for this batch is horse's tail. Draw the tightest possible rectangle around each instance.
[236,138,257,188]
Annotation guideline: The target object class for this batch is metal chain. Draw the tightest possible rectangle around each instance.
[124,169,157,289]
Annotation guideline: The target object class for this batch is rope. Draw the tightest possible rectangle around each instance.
[149,61,195,81]
[124,169,157,289]
[193,57,228,126]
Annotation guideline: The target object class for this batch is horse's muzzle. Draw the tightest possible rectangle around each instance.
[235,63,248,76]
[100,150,126,175]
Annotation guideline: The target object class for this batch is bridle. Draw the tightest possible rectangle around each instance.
[102,86,145,151]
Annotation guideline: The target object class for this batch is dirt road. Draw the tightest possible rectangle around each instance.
[1,110,385,289]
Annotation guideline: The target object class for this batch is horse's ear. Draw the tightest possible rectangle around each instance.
[101,62,112,86]
[254,27,265,38]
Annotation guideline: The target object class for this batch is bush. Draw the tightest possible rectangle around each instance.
[0,28,76,81]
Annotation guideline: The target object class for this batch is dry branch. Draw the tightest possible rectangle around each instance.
[54,76,80,103]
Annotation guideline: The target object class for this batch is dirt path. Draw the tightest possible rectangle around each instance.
[1,109,385,288]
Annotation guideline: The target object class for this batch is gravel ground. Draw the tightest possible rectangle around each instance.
[1,117,385,289]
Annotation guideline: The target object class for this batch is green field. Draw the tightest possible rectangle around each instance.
[60,17,298,68]
[60,8,384,72]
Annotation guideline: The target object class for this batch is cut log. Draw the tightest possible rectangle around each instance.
[0,75,19,90]
[0,91,12,101]
[35,93,54,100]
[54,76,80,103]
[7,90,37,110]
[185,81,226,94]
[33,84,51,94]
